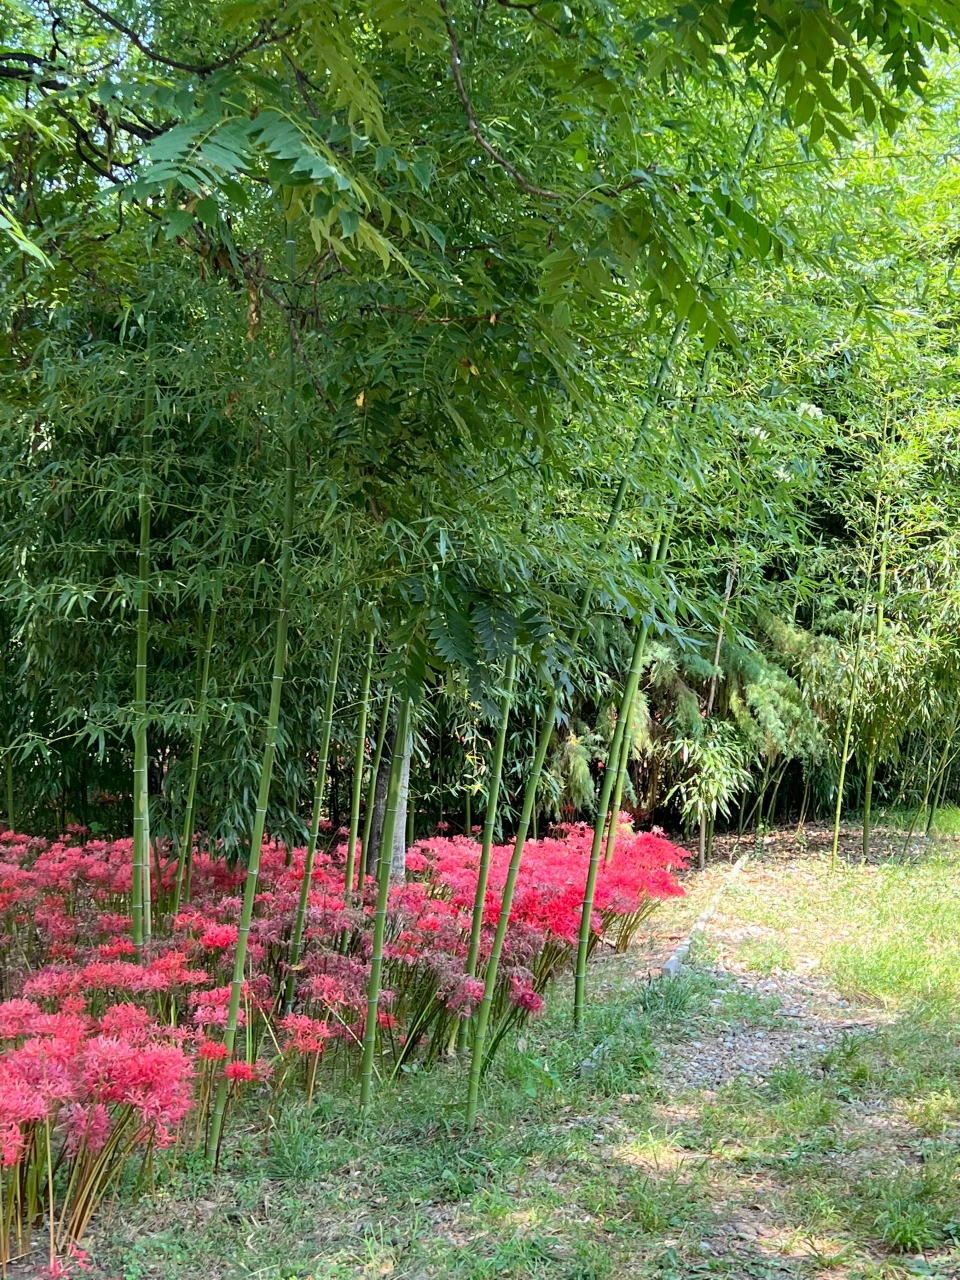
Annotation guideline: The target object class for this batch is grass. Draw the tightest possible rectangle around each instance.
[86,838,960,1280]
[721,841,960,1014]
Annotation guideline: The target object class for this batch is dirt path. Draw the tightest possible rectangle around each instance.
[615,828,960,1280]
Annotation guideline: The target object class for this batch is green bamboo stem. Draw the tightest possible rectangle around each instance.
[604,526,673,867]
[173,604,218,915]
[459,104,774,1118]
[361,690,393,878]
[699,561,737,868]
[831,487,883,871]
[207,220,299,1163]
[465,693,555,1126]
[603,708,634,867]
[1,636,13,833]
[573,617,651,1029]
[457,652,517,1052]
[132,303,156,956]
[926,759,947,837]
[285,630,342,1012]
[862,497,890,861]
[461,315,688,1118]
[359,695,411,1107]
[902,709,960,852]
[531,710,538,842]
[344,629,376,907]
[3,747,12,833]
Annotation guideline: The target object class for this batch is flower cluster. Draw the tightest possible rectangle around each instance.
[0,994,192,1266]
[0,815,685,1250]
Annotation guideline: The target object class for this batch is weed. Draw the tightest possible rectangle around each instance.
[874,1197,942,1252]
[737,936,793,975]
[907,1089,958,1137]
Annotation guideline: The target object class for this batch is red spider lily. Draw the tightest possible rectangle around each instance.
[0,818,685,1253]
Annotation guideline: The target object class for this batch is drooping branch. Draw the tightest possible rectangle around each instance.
[437,0,564,202]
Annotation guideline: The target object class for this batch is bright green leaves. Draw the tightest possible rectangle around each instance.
[674,0,960,149]
[0,202,49,265]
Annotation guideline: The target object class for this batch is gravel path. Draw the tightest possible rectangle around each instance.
[658,966,878,1092]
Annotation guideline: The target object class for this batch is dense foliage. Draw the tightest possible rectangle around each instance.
[3,0,960,1263]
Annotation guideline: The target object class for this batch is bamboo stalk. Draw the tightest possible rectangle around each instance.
[699,563,737,868]
[359,694,411,1107]
[457,651,517,1051]
[902,709,960,853]
[1,637,13,835]
[465,694,555,1126]
[132,300,156,956]
[603,714,633,867]
[344,629,376,906]
[573,618,651,1029]
[285,630,342,1012]
[461,93,773,1118]
[604,526,673,867]
[173,604,218,915]
[862,497,890,861]
[831,486,883,870]
[207,217,299,1163]
[360,690,392,879]
[3,747,11,835]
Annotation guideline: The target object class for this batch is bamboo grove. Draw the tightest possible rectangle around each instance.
[2,0,960,1160]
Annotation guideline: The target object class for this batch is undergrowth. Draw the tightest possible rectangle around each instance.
[87,844,960,1280]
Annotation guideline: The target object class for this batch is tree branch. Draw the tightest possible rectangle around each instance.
[261,284,337,416]
[437,0,563,202]
[493,0,562,37]
[75,1,292,76]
